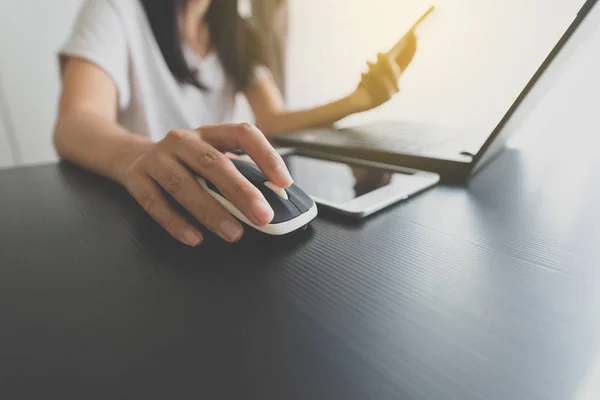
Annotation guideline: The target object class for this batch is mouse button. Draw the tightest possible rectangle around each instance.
[286,184,314,213]
[237,166,267,185]
[264,181,289,200]
[258,183,300,223]
[231,159,262,175]
[203,176,297,224]
[262,190,300,223]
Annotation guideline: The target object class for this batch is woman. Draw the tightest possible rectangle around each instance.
[53,0,416,246]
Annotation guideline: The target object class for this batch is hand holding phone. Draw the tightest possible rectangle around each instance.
[351,54,403,112]
[391,30,418,72]
[387,5,435,69]
[349,6,435,112]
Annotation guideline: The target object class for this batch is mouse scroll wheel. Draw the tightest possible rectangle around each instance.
[264,181,289,200]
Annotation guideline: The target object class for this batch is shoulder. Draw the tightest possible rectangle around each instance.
[70,0,146,32]
[61,0,153,60]
[59,0,146,109]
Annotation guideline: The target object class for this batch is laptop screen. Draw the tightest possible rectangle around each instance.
[287,0,588,153]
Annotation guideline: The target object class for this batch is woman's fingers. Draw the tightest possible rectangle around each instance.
[361,52,402,106]
[396,31,418,71]
[169,132,274,227]
[367,61,377,72]
[378,53,402,91]
[225,152,252,162]
[126,172,204,246]
[122,125,294,245]
[146,154,246,242]
[362,70,396,104]
[197,123,293,189]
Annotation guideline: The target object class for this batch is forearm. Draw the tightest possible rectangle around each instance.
[53,111,153,183]
[257,94,361,137]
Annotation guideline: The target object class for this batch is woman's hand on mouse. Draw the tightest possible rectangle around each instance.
[119,123,293,246]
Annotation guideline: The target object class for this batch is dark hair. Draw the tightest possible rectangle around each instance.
[139,0,265,92]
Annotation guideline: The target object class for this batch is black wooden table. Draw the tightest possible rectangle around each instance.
[1,121,599,399]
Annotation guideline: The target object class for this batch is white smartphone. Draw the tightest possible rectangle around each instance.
[260,148,440,218]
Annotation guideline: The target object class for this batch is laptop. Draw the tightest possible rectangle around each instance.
[274,0,598,183]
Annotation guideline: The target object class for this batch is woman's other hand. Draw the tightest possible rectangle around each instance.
[349,31,417,113]
[119,123,293,246]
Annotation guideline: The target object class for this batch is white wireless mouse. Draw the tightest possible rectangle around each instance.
[196,158,318,235]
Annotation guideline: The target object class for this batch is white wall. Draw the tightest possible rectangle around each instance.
[0,71,17,168]
[286,0,587,137]
[0,96,15,169]
[0,127,13,169]
[0,0,83,167]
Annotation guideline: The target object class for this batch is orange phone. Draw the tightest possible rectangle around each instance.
[387,5,435,66]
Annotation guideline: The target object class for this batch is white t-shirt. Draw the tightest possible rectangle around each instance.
[59,0,270,142]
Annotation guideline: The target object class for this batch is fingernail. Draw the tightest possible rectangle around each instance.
[276,163,293,187]
[219,220,244,242]
[252,200,274,225]
[183,229,203,247]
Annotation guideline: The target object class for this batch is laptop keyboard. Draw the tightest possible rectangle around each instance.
[338,122,457,153]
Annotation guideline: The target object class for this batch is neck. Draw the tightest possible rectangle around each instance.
[180,2,211,58]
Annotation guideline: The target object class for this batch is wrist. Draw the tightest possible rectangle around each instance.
[345,90,369,114]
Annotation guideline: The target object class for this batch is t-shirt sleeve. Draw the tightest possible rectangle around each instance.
[58,0,130,109]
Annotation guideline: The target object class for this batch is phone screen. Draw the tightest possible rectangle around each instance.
[281,155,410,203]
